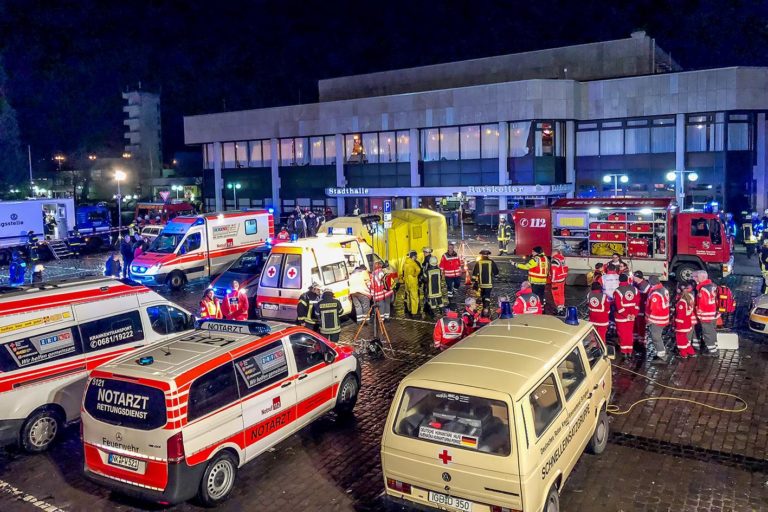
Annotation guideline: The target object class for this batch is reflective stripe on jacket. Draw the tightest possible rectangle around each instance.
[439,253,463,278]
[646,285,670,326]
[696,280,718,321]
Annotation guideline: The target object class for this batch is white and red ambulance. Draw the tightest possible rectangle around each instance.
[81,320,361,506]
[0,278,194,452]
[130,210,274,289]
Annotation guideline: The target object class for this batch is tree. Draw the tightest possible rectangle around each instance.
[0,55,25,195]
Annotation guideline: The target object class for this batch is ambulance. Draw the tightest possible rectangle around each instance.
[0,278,194,452]
[382,314,614,512]
[256,234,380,321]
[81,319,361,506]
[130,210,274,290]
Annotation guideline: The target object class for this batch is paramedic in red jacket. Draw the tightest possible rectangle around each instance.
[632,271,651,342]
[645,275,669,362]
[613,274,638,356]
[513,281,543,315]
[439,242,463,298]
[674,292,697,358]
[587,282,610,342]
[694,270,719,353]
[550,249,568,314]
[433,307,465,349]
[224,280,249,321]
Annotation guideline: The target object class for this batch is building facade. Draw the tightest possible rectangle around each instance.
[184,32,768,220]
[123,90,163,183]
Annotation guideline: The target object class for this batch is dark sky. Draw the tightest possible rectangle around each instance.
[2,0,767,163]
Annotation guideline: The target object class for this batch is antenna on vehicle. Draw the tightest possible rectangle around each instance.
[161,345,171,356]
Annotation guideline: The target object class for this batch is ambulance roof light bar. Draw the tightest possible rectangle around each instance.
[327,227,354,236]
[194,319,274,336]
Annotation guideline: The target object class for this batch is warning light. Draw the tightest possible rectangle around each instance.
[137,356,155,366]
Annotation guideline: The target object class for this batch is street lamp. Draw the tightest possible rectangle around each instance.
[171,184,183,199]
[115,170,126,234]
[602,174,629,197]
[88,154,97,161]
[227,182,241,209]
[666,170,699,209]
[122,152,132,159]
[53,154,65,170]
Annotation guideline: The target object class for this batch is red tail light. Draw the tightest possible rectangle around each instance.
[490,506,521,512]
[386,478,411,494]
[166,431,185,463]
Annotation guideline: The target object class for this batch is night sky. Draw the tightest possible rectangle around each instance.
[2,0,767,164]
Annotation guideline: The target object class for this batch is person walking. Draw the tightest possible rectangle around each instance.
[401,250,422,317]
[472,250,499,303]
[349,264,372,323]
[515,246,548,303]
[371,261,393,320]
[632,270,651,344]
[497,217,512,255]
[587,282,610,342]
[297,282,321,330]
[613,274,638,357]
[314,288,344,342]
[439,242,463,298]
[422,256,444,318]
[223,280,249,321]
[512,281,542,315]
[199,289,223,319]
[674,291,697,358]
[694,270,719,354]
[104,252,122,278]
[760,239,768,293]
[645,275,670,362]
[550,249,568,314]
[433,306,464,350]
[119,234,134,278]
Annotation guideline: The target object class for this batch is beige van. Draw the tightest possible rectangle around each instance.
[381,314,614,512]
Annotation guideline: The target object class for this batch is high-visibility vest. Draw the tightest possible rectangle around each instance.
[317,298,342,334]
[646,286,670,326]
[372,269,393,302]
[613,285,637,322]
[498,223,512,242]
[551,255,568,283]
[426,268,443,299]
[476,260,494,289]
[513,291,542,315]
[528,254,549,280]
[675,300,694,333]
[200,299,222,319]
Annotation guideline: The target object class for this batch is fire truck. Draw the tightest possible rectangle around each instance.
[513,198,733,282]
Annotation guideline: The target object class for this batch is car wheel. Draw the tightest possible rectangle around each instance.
[197,451,238,507]
[20,409,61,453]
[587,408,609,455]
[675,264,699,283]
[167,271,187,290]
[544,484,559,512]
[334,374,359,415]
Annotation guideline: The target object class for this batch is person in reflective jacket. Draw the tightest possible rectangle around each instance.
[512,281,542,315]
[645,275,670,363]
[587,282,610,342]
[439,242,463,297]
[422,256,444,318]
[515,246,548,303]
[433,306,464,350]
[199,289,223,319]
[472,250,499,302]
[297,282,321,330]
[314,289,344,342]
[613,273,638,357]
[224,280,249,321]
[497,217,512,255]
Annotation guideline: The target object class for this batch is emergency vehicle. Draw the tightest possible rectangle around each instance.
[257,234,380,321]
[0,278,194,452]
[81,319,361,506]
[382,314,614,512]
[130,210,274,290]
[748,294,768,334]
[514,198,733,282]
[134,202,196,224]
[0,198,76,264]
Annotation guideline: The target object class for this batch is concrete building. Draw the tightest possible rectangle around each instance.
[184,32,768,221]
[123,90,162,186]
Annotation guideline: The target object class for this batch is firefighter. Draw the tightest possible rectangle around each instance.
[512,281,542,315]
[439,242,463,297]
[694,270,719,354]
[613,274,638,357]
[760,239,768,294]
[515,246,548,303]
[645,275,669,362]
[472,249,499,302]
[26,231,39,264]
[587,282,610,342]
[462,298,478,335]
[223,280,249,321]
[297,282,321,330]
[276,226,291,241]
[199,289,223,319]
[743,219,757,258]
[420,247,433,275]
[725,212,737,239]
[632,270,651,344]
[433,306,464,350]
[401,250,422,316]
[69,231,85,257]
[9,251,26,286]
[497,216,512,255]
[423,256,444,318]
[314,288,344,342]
[674,291,697,358]
[550,249,568,314]
[371,261,393,320]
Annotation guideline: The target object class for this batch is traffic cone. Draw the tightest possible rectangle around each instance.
[464,262,472,286]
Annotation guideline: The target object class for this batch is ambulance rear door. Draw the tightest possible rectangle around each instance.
[258,249,305,321]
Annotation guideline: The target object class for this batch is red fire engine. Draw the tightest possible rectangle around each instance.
[514,198,733,282]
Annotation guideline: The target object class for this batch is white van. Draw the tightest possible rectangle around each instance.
[0,278,194,452]
[256,235,380,321]
[130,210,274,290]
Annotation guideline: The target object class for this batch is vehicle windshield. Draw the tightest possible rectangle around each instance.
[393,386,511,456]
[84,378,167,430]
[148,233,184,253]
[88,211,108,222]
[230,251,265,274]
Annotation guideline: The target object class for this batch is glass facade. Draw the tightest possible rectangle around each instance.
[421,124,499,161]
[686,113,724,152]
[345,131,410,163]
[576,118,675,157]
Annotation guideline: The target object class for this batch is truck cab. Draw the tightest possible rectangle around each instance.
[673,213,732,281]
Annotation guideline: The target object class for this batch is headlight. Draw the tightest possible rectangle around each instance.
[131,265,147,274]
[754,307,768,316]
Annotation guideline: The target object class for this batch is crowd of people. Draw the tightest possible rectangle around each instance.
[104,233,152,278]
[281,206,329,239]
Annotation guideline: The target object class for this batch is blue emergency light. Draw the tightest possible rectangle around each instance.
[136,356,154,366]
[499,301,512,319]
[268,208,274,214]
[347,227,353,235]
[291,233,298,242]
[564,306,580,326]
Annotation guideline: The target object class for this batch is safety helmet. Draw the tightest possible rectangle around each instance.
[408,250,418,258]
[422,247,432,254]
[429,256,438,266]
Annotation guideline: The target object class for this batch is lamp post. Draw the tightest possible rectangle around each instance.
[115,170,126,234]
[602,174,629,197]
[227,183,241,210]
[666,170,698,209]
[171,184,183,200]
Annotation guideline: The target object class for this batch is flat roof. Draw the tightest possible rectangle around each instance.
[405,315,592,401]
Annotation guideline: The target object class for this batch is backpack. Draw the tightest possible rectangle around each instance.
[716,285,736,313]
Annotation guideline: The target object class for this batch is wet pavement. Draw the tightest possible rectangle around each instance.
[0,247,767,511]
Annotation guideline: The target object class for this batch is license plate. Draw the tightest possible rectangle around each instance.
[108,453,141,472]
[428,491,473,511]
[262,303,279,311]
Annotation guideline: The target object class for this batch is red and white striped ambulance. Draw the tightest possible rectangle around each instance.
[0,278,194,452]
[82,319,361,506]
[130,210,274,290]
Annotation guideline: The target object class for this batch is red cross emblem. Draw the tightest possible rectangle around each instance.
[287,267,297,279]
[447,320,459,332]
[438,449,452,465]
[266,266,277,278]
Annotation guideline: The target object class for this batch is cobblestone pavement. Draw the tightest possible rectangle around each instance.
[0,250,767,511]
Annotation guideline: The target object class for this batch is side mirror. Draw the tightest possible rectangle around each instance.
[606,345,616,361]
[323,351,336,364]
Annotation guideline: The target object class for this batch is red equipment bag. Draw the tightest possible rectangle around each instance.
[716,285,736,313]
